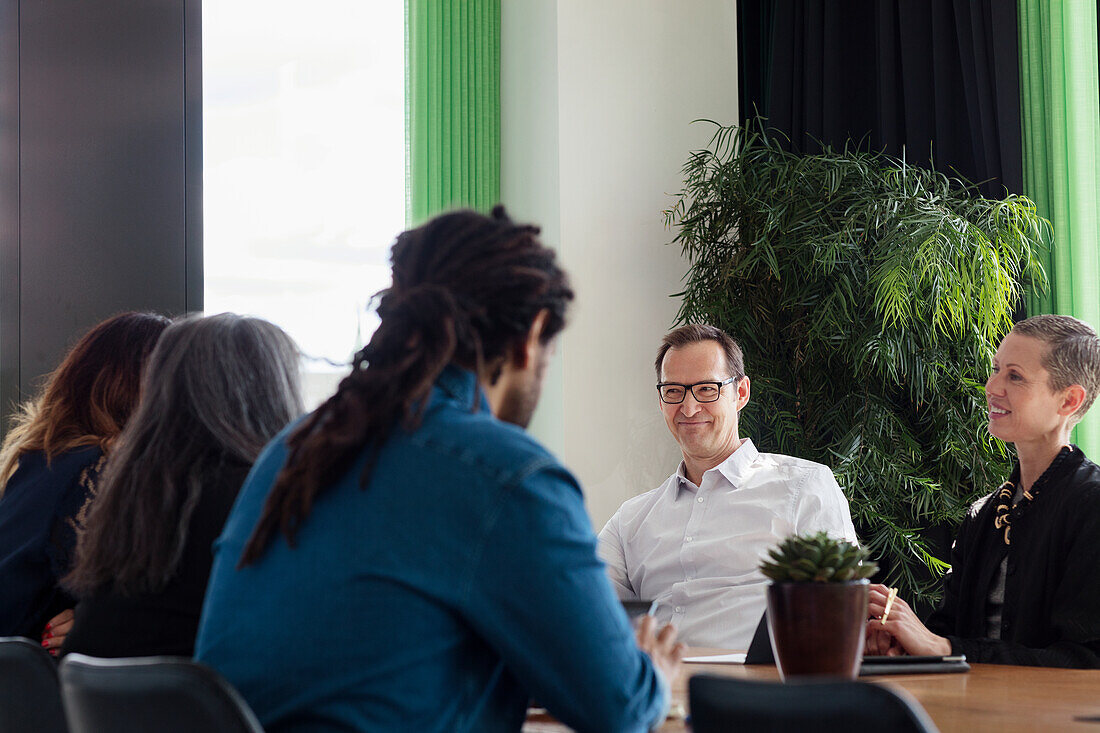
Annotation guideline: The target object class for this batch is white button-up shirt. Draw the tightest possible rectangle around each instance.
[597,438,858,649]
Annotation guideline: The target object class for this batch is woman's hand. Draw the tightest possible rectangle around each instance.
[864,620,905,656]
[41,608,74,657]
[866,584,951,657]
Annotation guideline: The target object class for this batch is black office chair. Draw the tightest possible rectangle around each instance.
[59,654,264,733]
[689,673,939,733]
[0,636,68,733]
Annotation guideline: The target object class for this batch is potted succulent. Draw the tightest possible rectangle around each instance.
[760,532,878,680]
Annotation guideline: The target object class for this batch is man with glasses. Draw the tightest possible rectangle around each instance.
[598,324,857,649]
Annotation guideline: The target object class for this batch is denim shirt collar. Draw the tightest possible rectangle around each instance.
[434,364,492,414]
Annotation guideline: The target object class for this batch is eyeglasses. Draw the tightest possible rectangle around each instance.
[656,376,739,404]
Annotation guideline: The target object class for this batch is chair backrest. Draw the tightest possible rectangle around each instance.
[59,654,264,733]
[689,673,940,733]
[0,636,69,733]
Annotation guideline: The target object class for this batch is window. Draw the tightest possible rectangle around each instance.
[203,2,404,406]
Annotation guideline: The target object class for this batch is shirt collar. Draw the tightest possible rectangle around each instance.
[434,364,492,414]
[674,438,759,497]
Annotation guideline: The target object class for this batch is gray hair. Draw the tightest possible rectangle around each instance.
[65,312,304,596]
[1012,314,1100,420]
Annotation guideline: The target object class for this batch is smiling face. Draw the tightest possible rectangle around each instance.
[986,332,1075,444]
[658,340,750,470]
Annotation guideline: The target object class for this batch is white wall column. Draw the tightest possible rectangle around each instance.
[503,1,739,528]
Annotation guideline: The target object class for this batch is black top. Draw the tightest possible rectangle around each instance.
[0,446,105,638]
[61,461,251,658]
[925,446,1100,668]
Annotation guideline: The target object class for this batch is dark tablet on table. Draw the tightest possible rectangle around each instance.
[621,599,658,620]
[859,655,970,676]
[745,613,774,664]
[744,613,969,674]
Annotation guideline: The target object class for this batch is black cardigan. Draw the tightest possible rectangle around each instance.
[925,446,1100,668]
[61,461,250,658]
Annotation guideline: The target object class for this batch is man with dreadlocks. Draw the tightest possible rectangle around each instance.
[196,207,682,732]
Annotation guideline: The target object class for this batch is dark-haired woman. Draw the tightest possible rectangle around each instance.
[0,312,170,651]
[61,313,302,658]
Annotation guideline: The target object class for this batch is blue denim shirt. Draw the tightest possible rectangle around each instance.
[196,366,667,733]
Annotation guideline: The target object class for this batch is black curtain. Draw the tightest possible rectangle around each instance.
[738,0,1022,199]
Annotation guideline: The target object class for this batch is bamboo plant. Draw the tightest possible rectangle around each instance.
[665,119,1050,606]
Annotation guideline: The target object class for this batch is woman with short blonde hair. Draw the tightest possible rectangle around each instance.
[867,314,1100,668]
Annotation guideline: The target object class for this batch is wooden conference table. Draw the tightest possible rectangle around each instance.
[524,649,1100,732]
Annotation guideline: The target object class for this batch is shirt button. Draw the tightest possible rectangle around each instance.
[697,496,704,503]
[675,606,683,613]
[685,536,693,542]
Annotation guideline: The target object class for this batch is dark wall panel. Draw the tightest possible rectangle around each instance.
[0,0,20,420]
[0,0,200,418]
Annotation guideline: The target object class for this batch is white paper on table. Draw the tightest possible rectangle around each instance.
[683,652,747,664]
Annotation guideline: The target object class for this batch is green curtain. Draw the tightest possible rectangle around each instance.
[405,0,501,225]
[1019,0,1100,455]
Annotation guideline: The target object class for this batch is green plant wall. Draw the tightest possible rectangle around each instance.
[666,120,1050,605]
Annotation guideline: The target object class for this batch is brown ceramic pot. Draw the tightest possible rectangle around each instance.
[766,580,869,680]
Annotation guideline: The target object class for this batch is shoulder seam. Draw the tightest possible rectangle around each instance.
[460,454,563,604]
[787,463,818,526]
[411,431,551,485]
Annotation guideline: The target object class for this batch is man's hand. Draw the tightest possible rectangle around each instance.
[866,584,951,657]
[42,608,74,657]
[634,615,685,685]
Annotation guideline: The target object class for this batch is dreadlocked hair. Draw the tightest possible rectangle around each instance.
[238,205,573,566]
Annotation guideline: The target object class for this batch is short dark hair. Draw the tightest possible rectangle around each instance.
[655,324,745,381]
[1011,314,1100,420]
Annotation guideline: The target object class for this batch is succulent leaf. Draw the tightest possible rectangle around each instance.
[813,567,836,581]
[758,531,879,583]
[759,562,789,582]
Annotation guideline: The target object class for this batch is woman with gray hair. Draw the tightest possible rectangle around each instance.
[60,312,303,658]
